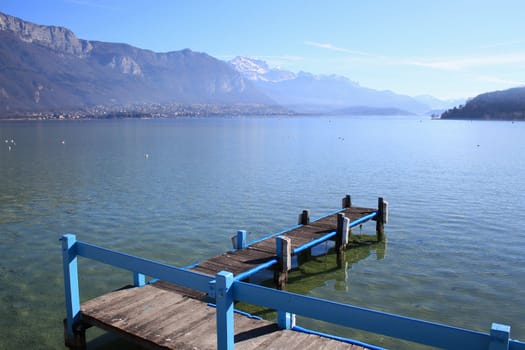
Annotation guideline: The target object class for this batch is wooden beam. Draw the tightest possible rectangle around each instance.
[376,197,385,242]
[335,214,349,268]
[275,236,291,290]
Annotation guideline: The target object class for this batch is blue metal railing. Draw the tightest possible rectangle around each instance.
[232,258,278,282]
[228,208,378,281]
[244,208,377,248]
[293,231,337,254]
[233,281,522,350]
[61,234,524,350]
[350,211,378,227]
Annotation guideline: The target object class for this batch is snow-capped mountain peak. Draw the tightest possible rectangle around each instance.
[229,56,296,82]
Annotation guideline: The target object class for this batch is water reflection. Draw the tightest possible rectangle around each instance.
[288,237,387,294]
[236,236,387,319]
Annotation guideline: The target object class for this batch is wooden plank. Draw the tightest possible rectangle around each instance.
[198,246,274,262]
[343,207,375,219]
[125,298,203,336]
[223,249,274,264]
[82,286,174,322]
[196,260,247,275]
[191,265,220,276]
[207,251,273,267]
[249,240,276,254]
[287,225,328,237]
[141,302,215,346]
[289,226,331,239]
[153,280,207,299]
[306,221,337,233]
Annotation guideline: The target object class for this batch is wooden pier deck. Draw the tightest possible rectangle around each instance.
[80,281,366,350]
[65,197,386,350]
[190,206,377,279]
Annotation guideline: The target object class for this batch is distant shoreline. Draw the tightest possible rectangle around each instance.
[0,107,430,121]
[0,105,298,121]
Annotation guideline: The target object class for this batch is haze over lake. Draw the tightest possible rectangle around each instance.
[1,116,524,348]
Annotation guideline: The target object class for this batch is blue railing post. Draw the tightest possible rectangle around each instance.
[61,234,80,341]
[489,323,510,350]
[277,310,295,330]
[236,230,247,250]
[215,271,234,350]
[133,272,145,287]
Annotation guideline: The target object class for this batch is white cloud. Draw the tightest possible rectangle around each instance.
[405,53,525,70]
[304,41,525,72]
[304,41,379,57]
[479,40,525,49]
[64,0,119,10]
[477,75,525,86]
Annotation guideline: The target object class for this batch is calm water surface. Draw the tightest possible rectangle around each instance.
[0,116,524,349]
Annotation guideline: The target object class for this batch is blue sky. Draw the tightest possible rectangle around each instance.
[2,0,525,100]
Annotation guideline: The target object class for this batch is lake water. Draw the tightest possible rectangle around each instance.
[1,116,524,349]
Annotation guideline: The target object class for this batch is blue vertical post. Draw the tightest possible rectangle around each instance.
[215,271,234,350]
[61,234,80,340]
[277,310,295,330]
[133,272,146,287]
[489,323,510,350]
[236,230,247,250]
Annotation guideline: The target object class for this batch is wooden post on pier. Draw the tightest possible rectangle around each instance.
[275,236,291,290]
[298,209,310,225]
[297,210,312,264]
[376,197,387,242]
[62,319,86,350]
[342,194,352,208]
[335,213,350,268]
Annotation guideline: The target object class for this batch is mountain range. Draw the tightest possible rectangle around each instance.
[229,56,442,114]
[0,12,459,118]
[0,12,273,117]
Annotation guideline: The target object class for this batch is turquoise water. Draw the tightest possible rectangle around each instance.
[1,116,524,349]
